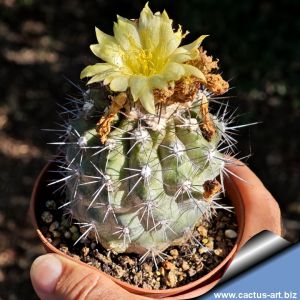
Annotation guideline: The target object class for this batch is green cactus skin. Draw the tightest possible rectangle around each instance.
[53,86,228,258]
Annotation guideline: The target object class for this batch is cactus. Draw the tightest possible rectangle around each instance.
[50,4,238,262]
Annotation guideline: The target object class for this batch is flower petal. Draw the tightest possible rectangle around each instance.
[139,88,156,114]
[80,63,113,79]
[109,76,129,91]
[103,71,123,85]
[129,76,146,101]
[138,3,160,50]
[113,16,141,51]
[161,62,185,81]
[150,75,168,90]
[91,27,124,66]
[87,74,108,85]
[87,69,118,85]
[169,48,192,63]
[181,35,209,59]
[157,10,182,57]
[182,35,209,51]
[90,44,123,67]
[129,76,155,114]
[182,64,206,82]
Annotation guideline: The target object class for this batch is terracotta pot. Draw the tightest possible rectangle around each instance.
[30,161,280,299]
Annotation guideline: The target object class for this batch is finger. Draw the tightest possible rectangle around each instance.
[30,254,147,300]
[225,159,282,247]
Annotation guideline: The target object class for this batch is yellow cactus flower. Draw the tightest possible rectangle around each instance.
[80,3,207,114]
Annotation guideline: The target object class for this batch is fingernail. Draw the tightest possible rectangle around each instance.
[31,254,63,294]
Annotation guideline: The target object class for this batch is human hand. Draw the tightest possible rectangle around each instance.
[30,253,148,300]
[30,161,281,300]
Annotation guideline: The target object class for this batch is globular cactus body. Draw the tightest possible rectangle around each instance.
[65,98,224,255]
[51,4,234,260]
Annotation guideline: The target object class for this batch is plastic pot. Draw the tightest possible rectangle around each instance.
[30,160,280,299]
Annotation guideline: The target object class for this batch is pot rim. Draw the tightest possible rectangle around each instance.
[30,160,244,297]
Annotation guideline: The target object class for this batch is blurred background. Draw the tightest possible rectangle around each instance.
[0,0,299,298]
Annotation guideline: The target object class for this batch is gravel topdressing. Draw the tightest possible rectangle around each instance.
[38,193,238,290]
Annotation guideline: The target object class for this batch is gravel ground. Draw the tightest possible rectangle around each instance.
[38,192,238,290]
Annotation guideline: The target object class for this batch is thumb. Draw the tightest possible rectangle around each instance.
[30,253,146,300]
